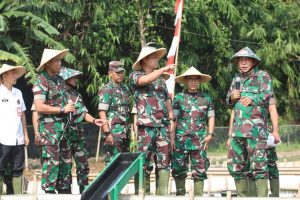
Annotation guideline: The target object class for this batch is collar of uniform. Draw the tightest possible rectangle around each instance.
[183,90,202,98]
[0,84,17,94]
[110,79,122,88]
[41,70,59,81]
[238,67,259,78]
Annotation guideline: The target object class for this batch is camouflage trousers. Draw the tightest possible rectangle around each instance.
[41,137,72,192]
[67,139,90,189]
[104,124,129,165]
[138,126,170,176]
[227,137,268,180]
[266,147,279,179]
[172,149,210,180]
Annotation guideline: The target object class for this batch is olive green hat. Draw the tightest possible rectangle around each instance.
[231,47,261,66]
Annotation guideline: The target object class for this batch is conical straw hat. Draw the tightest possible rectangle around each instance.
[230,47,261,66]
[132,46,166,71]
[59,67,82,81]
[0,64,26,79]
[37,49,69,72]
[175,67,211,84]
[162,72,170,80]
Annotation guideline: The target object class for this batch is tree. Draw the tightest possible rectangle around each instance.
[0,0,75,83]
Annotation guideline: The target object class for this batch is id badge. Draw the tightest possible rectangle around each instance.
[17,99,22,116]
[17,106,22,116]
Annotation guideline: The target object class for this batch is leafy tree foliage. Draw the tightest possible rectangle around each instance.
[1,0,299,124]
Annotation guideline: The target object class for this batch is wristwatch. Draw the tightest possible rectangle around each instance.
[208,132,215,137]
[169,117,176,122]
[60,106,65,114]
[104,131,111,137]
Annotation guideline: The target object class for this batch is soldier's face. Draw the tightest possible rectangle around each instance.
[186,76,200,92]
[45,57,62,74]
[66,76,78,87]
[2,70,18,85]
[238,57,255,73]
[142,54,159,70]
[110,70,124,84]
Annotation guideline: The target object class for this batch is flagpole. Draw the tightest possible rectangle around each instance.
[172,0,183,99]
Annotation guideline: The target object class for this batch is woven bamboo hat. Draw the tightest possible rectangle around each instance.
[37,48,69,72]
[132,46,167,71]
[175,67,211,84]
[0,64,26,79]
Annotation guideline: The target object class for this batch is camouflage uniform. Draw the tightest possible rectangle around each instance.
[172,91,214,180]
[32,71,71,193]
[226,67,275,180]
[65,87,90,191]
[98,80,131,164]
[129,71,171,175]
[59,67,90,193]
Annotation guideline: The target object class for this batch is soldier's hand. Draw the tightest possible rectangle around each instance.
[64,102,75,113]
[34,134,41,146]
[94,119,107,127]
[24,135,30,146]
[230,90,241,101]
[162,64,176,73]
[240,97,253,106]
[105,134,114,146]
[226,137,231,147]
[202,135,213,150]
[272,132,281,144]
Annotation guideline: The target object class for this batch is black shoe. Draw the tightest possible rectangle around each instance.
[45,190,56,194]
[80,186,87,194]
[57,188,71,194]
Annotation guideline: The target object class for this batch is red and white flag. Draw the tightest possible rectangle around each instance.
[166,0,184,99]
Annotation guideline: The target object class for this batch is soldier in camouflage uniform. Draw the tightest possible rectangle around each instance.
[129,46,175,195]
[226,47,280,197]
[227,107,280,197]
[32,49,75,193]
[59,67,105,194]
[171,67,215,196]
[98,61,131,165]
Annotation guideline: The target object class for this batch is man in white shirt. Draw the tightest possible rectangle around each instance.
[0,64,29,195]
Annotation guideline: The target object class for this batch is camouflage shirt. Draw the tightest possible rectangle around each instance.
[66,87,88,141]
[129,71,170,127]
[173,91,215,150]
[226,68,276,139]
[98,80,130,126]
[32,70,68,145]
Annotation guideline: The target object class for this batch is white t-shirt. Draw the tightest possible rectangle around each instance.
[0,84,26,145]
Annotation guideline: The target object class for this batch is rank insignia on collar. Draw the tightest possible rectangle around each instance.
[17,99,20,104]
